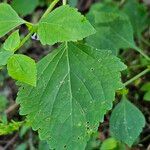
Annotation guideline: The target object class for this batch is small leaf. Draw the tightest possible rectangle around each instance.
[0,49,14,66]
[3,30,20,51]
[38,5,96,45]
[100,138,118,150]
[7,54,37,86]
[110,97,145,146]
[17,42,126,149]
[11,0,39,16]
[143,91,150,101]
[141,82,150,101]
[0,3,25,37]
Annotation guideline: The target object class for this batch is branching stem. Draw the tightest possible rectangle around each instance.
[124,68,150,86]
[42,0,60,19]
[135,46,150,61]
[15,29,35,51]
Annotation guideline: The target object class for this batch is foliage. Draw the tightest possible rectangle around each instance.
[0,95,8,113]
[0,0,149,149]
[0,120,23,135]
[110,97,145,146]
[141,82,150,101]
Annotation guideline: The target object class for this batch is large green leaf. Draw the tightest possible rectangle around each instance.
[17,42,126,149]
[0,3,25,37]
[11,0,39,16]
[7,54,37,86]
[3,30,20,51]
[38,5,96,45]
[86,3,136,53]
[122,0,148,37]
[110,97,145,146]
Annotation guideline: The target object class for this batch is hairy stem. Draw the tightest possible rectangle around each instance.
[42,0,59,19]
[124,68,150,86]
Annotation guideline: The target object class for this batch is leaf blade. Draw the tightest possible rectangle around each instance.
[38,5,96,45]
[17,42,126,149]
[0,3,25,37]
[7,54,37,86]
[110,97,145,146]
[3,30,20,51]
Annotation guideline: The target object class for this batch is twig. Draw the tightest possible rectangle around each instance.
[3,133,18,150]
[5,103,19,115]
[124,68,150,86]
[42,0,60,19]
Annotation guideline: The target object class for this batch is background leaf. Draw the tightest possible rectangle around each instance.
[141,82,150,101]
[122,0,148,38]
[110,97,145,146]
[11,0,39,16]
[86,3,136,54]
[0,3,25,37]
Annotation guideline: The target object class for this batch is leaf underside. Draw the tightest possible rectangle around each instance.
[38,5,96,45]
[17,42,126,149]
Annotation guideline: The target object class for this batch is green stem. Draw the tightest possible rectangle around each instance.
[42,0,59,19]
[135,46,150,61]
[63,0,67,5]
[14,29,34,51]
[124,68,150,86]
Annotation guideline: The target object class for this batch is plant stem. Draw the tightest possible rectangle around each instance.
[135,46,150,61]
[124,68,150,86]
[14,29,34,51]
[42,0,59,19]
[63,0,67,5]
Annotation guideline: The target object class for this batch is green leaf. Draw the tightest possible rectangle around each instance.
[100,138,118,150]
[15,143,27,150]
[0,3,25,38]
[17,42,126,149]
[110,97,145,146]
[0,95,8,113]
[86,3,136,53]
[68,0,78,7]
[3,30,20,51]
[38,141,50,150]
[122,0,148,37]
[38,5,96,45]
[141,82,150,101]
[7,54,37,86]
[143,91,150,101]
[0,120,23,135]
[11,0,39,16]
[0,49,14,66]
